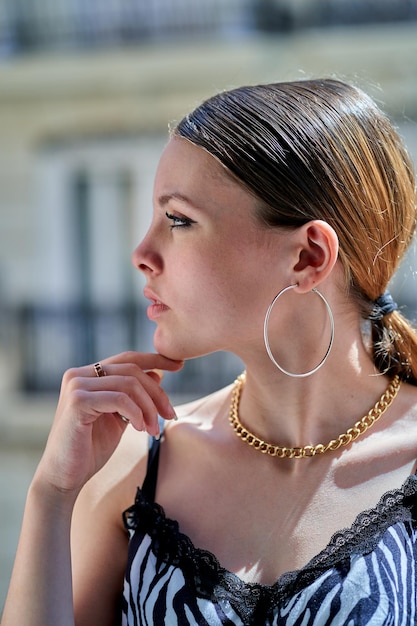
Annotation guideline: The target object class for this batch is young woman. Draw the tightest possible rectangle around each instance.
[2,78,417,625]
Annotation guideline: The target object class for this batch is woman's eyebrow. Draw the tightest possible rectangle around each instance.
[158,192,200,211]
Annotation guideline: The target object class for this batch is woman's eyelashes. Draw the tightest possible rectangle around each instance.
[165,211,196,229]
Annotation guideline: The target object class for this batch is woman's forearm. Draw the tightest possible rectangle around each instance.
[1,478,77,626]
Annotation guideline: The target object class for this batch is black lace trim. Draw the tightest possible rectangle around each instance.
[123,474,417,614]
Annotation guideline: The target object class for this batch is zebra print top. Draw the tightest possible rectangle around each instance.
[121,434,417,625]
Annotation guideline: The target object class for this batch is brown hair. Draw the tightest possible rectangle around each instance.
[174,79,417,383]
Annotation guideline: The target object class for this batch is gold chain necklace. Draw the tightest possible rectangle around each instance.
[229,373,401,459]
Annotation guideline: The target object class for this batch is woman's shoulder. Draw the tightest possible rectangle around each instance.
[153,383,235,465]
[73,426,150,527]
[340,379,417,478]
[75,383,234,507]
[395,380,417,427]
[397,380,417,443]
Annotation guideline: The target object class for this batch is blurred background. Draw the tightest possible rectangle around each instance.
[0,0,417,612]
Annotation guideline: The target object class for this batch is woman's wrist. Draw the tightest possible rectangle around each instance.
[28,470,80,516]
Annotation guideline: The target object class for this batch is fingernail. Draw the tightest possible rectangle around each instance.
[154,369,164,381]
[146,368,164,381]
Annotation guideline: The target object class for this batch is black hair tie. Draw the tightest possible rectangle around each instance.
[371,290,398,320]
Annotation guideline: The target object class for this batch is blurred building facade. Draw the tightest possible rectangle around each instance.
[0,0,416,397]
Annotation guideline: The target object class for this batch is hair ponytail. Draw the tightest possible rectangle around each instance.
[371,311,417,385]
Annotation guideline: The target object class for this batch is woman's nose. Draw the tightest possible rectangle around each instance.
[131,234,163,275]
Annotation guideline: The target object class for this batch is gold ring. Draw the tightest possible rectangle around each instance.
[94,362,106,378]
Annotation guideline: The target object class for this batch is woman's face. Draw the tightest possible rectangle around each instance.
[132,136,290,361]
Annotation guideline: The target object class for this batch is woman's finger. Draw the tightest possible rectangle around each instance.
[65,352,183,383]
[70,363,176,420]
[63,358,178,436]
[102,351,183,373]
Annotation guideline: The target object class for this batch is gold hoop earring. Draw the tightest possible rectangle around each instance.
[263,284,334,378]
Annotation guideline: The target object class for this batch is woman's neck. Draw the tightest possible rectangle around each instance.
[238,340,390,454]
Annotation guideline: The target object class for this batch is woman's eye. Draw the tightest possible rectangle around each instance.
[165,212,195,229]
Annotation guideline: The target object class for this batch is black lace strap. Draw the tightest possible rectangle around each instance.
[141,418,165,502]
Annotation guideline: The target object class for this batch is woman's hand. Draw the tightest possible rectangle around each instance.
[34,351,183,497]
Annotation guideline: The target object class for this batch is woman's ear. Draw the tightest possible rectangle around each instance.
[292,220,339,292]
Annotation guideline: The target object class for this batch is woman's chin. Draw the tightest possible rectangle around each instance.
[152,338,188,362]
[153,335,205,362]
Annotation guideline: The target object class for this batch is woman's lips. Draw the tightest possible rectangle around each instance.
[144,288,169,320]
[147,301,169,320]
